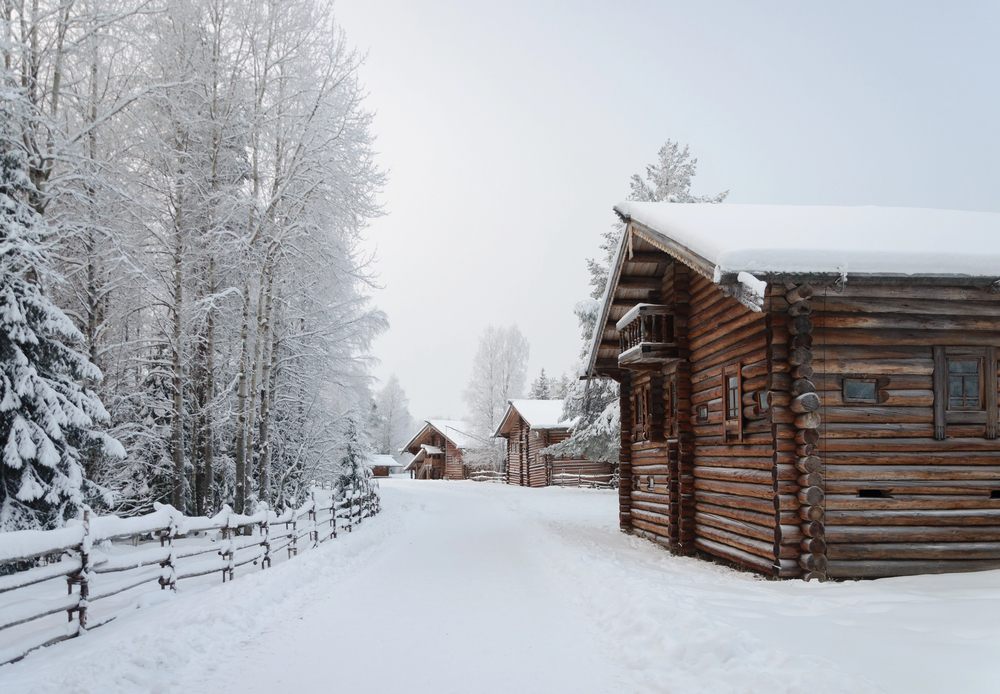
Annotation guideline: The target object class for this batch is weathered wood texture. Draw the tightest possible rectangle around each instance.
[813,284,1000,578]
[500,414,611,488]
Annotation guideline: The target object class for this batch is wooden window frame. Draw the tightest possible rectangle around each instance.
[934,346,998,440]
[843,377,879,404]
[723,363,743,443]
[947,357,984,410]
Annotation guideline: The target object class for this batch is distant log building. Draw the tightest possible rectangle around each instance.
[402,420,471,480]
[494,399,614,487]
[584,202,1000,580]
[370,455,403,478]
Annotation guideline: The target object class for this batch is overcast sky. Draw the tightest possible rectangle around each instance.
[333,0,1000,424]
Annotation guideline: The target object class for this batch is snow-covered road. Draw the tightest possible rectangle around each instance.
[2,479,998,693]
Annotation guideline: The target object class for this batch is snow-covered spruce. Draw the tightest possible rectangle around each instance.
[0,151,121,531]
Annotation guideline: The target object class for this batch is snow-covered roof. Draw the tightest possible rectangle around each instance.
[421,445,443,455]
[583,202,1000,378]
[370,454,403,468]
[615,202,1000,280]
[402,420,473,452]
[494,399,570,437]
[403,449,425,471]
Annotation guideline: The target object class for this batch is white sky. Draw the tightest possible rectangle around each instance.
[333,0,1000,422]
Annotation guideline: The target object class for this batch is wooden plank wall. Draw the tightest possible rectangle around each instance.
[809,284,1000,578]
[526,430,546,487]
[547,430,615,485]
[506,421,525,486]
[444,441,464,480]
[688,273,779,574]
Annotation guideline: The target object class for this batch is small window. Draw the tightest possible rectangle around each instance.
[726,376,740,420]
[696,405,708,423]
[843,378,878,404]
[858,488,891,499]
[646,476,654,491]
[990,490,1000,500]
[757,391,768,412]
[948,359,982,409]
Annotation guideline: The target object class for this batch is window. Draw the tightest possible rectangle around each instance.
[723,363,742,442]
[756,391,769,412]
[933,346,998,440]
[843,378,878,404]
[948,359,982,409]
[696,405,708,424]
[726,376,740,420]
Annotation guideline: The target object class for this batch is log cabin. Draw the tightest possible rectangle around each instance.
[402,420,471,480]
[370,454,403,478]
[584,202,1000,580]
[493,399,615,487]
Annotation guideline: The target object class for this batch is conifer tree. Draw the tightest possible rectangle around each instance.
[528,368,551,399]
[335,416,373,493]
[0,145,122,530]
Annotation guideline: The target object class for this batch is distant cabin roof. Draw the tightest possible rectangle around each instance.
[402,420,473,452]
[370,455,402,468]
[494,399,569,437]
[615,202,1000,281]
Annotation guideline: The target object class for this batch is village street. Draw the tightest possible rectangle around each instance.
[2,480,998,694]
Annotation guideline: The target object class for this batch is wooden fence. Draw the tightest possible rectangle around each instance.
[550,472,616,489]
[466,469,506,483]
[0,480,380,667]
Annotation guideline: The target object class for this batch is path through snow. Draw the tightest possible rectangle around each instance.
[1,479,998,693]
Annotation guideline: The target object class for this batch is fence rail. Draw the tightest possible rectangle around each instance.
[0,479,380,667]
[466,469,506,483]
[550,472,615,489]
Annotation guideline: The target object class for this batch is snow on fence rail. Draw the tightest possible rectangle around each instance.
[0,480,381,667]
[466,469,506,483]
[550,472,615,489]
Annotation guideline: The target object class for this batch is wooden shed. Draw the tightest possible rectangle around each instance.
[370,454,403,478]
[402,420,471,480]
[585,202,1000,581]
[494,399,614,487]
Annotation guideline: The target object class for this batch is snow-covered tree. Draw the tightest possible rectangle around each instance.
[556,140,728,470]
[528,368,551,399]
[368,374,413,456]
[552,373,571,399]
[335,415,372,493]
[0,143,122,530]
[589,140,728,299]
[463,324,529,437]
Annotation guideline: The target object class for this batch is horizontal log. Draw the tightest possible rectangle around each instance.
[826,525,1000,543]
[798,552,828,572]
[791,364,814,379]
[791,378,816,396]
[826,508,1000,526]
[819,390,935,408]
[788,345,813,366]
[798,486,825,506]
[823,450,1000,465]
[694,467,773,484]
[820,437,1000,453]
[802,519,825,537]
[795,429,819,445]
[821,406,932,424]
[797,472,823,488]
[695,479,776,500]
[785,284,813,303]
[697,524,776,561]
[794,412,821,429]
[827,542,1000,561]
[788,315,813,336]
[814,313,1000,333]
[800,537,827,554]
[767,373,792,392]
[696,511,774,543]
[697,491,776,515]
[694,537,774,574]
[825,494,1000,511]
[826,558,1000,579]
[823,465,1000,482]
[790,393,820,414]
[787,300,812,317]
[795,455,823,474]
[825,479,1000,495]
[799,505,825,521]
[817,358,934,375]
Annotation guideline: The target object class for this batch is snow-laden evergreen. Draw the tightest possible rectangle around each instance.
[0,146,121,530]
[554,140,728,470]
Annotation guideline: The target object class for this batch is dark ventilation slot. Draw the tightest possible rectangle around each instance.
[991,490,1000,499]
[858,489,890,499]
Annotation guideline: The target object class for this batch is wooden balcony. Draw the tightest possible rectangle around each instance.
[616,304,679,366]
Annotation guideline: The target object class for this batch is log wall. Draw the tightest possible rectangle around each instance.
[809,284,1000,578]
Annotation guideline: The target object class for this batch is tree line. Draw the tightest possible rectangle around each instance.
[1,0,384,529]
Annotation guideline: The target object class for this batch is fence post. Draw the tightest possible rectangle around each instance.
[262,511,272,569]
[290,510,298,557]
[73,508,92,631]
[310,491,319,548]
[346,492,353,533]
[330,491,338,540]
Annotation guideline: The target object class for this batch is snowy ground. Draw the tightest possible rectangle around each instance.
[1,479,998,693]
